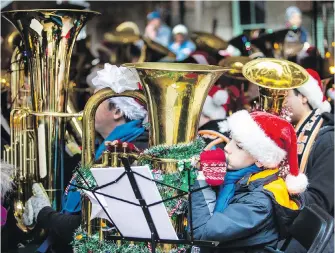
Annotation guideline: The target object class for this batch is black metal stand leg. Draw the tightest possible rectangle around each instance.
[151,234,156,253]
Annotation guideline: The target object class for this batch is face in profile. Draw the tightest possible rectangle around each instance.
[224,139,258,170]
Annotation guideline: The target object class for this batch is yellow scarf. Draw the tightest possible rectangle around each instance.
[248,169,299,210]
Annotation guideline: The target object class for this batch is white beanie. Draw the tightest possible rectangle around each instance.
[172,24,188,35]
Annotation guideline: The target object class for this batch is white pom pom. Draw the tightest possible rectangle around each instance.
[212,90,229,106]
[319,100,332,113]
[285,173,308,195]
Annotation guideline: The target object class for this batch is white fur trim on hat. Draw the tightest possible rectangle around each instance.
[202,96,227,120]
[212,90,229,106]
[218,120,229,133]
[109,97,147,121]
[227,110,286,168]
[297,75,331,113]
[285,173,308,194]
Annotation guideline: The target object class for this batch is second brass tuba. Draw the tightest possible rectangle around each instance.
[242,58,309,114]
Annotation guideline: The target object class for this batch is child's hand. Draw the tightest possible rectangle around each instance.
[199,148,227,186]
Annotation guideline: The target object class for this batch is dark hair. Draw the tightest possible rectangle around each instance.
[293,89,313,110]
[108,102,131,122]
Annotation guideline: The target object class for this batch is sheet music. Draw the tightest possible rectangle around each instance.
[91,166,178,240]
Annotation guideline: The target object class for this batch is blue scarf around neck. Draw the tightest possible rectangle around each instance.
[61,120,145,215]
[95,120,145,160]
[214,164,261,213]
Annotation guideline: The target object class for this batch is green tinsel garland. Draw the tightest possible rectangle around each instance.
[142,137,205,161]
[72,227,188,253]
[73,164,97,190]
[72,138,204,252]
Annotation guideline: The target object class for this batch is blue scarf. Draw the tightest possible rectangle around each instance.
[214,164,261,213]
[61,120,145,214]
[95,120,145,160]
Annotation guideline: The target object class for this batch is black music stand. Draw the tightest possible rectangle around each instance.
[73,157,219,252]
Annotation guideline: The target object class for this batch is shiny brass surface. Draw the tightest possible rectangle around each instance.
[81,63,226,239]
[219,56,251,80]
[104,32,141,44]
[123,62,227,147]
[2,9,99,218]
[242,58,309,114]
[138,38,176,62]
[116,21,140,35]
[191,31,228,52]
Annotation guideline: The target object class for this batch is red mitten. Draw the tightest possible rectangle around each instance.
[200,148,227,186]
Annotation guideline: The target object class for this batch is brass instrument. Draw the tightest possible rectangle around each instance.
[219,56,251,80]
[242,58,309,114]
[80,63,227,248]
[2,9,99,230]
[138,37,176,62]
[191,31,228,54]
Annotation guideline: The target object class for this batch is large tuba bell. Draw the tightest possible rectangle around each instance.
[2,9,99,230]
[242,58,309,114]
[80,63,227,246]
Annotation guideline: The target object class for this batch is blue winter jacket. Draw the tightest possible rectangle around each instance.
[191,169,303,253]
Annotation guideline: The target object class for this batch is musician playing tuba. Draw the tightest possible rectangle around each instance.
[21,65,148,253]
[192,110,307,253]
[282,69,334,252]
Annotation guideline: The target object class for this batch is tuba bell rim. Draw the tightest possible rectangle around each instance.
[1,9,101,15]
[123,62,229,73]
[242,57,309,90]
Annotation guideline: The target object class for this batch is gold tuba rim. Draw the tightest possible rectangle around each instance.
[242,58,309,90]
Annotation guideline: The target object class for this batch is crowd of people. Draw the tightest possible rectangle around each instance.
[1,4,334,253]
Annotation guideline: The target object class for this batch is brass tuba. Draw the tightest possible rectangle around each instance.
[79,62,227,251]
[242,58,309,114]
[2,9,99,230]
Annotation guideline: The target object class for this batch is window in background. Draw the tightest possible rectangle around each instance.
[233,1,266,36]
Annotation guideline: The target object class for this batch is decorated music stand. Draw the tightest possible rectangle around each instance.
[74,157,219,253]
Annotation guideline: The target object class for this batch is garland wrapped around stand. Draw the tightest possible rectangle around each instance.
[72,137,205,253]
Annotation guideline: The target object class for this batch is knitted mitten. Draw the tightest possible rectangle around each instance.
[200,148,227,186]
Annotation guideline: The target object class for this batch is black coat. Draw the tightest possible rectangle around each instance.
[36,131,149,253]
[285,113,334,253]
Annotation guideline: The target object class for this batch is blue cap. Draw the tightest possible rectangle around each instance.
[147,11,161,21]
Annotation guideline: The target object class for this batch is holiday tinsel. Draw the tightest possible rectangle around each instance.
[72,227,188,253]
[72,137,205,252]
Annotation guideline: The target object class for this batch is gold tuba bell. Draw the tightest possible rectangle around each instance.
[242,58,309,114]
[2,9,99,230]
[80,62,228,250]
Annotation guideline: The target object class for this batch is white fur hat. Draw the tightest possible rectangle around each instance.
[297,69,331,113]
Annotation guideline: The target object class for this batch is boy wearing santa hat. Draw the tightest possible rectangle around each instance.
[283,69,333,215]
[192,110,307,252]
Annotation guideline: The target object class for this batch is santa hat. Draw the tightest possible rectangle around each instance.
[202,85,229,120]
[227,110,308,194]
[297,69,331,113]
[91,63,147,120]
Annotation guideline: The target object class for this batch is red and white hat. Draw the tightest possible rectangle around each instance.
[202,85,229,120]
[227,110,308,194]
[297,69,331,113]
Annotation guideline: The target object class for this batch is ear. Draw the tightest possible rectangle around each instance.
[301,95,309,105]
[113,108,124,121]
[255,161,263,168]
